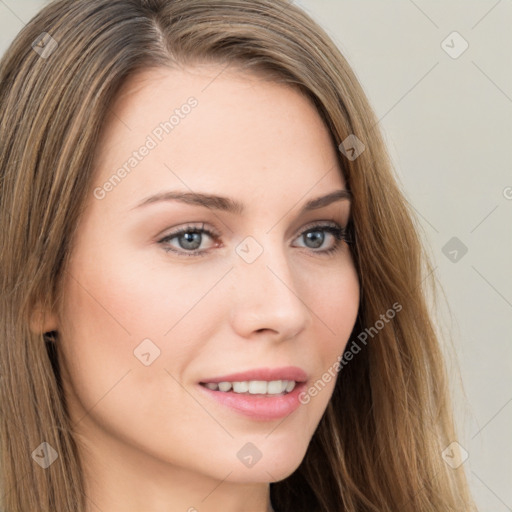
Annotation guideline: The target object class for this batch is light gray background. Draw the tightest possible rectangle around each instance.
[1,1,511,510]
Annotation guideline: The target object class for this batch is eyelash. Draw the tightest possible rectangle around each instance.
[158,221,351,258]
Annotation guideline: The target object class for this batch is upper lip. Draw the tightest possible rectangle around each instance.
[199,366,308,384]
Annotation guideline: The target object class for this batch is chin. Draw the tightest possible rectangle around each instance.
[219,442,308,484]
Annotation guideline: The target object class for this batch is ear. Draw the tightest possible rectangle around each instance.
[29,303,59,335]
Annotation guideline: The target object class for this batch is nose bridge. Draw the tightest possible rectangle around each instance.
[229,233,309,338]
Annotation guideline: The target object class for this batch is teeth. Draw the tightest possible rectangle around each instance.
[285,380,295,392]
[202,380,297,395]
[233,381,249,393]
[218,381,232,392]
[266,380,283,394]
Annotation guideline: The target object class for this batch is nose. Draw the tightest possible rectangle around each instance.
[228,239,310,341]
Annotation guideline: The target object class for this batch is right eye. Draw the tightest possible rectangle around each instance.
[158,223,220,257]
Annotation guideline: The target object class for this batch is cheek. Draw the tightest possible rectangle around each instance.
[300,256,360,401]
[308,255,360,350]
[61,245,211,344]
[55,249,225,407]
[55,263,135,413]
[55,258,200,453]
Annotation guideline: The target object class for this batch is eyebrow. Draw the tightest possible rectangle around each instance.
[130,188,352,215]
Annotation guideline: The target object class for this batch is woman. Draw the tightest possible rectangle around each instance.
[0,0,478,511]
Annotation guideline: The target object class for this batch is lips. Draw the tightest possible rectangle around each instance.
[196,366,309,420]
[197,379,308,420]
[198,366,308,384]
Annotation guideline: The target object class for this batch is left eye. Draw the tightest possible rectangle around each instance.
[296,226,346,251]
[158,222,349,257]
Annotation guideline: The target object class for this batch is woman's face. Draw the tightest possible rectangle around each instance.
[49,65,360,491]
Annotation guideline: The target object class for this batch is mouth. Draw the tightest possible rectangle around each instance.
[199,379,298,396]
[197,366,308,397]
[196,367,309,420]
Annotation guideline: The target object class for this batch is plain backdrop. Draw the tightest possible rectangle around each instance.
[1,1,511,511]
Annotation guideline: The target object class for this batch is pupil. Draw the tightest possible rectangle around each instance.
[306,231,324,248]
[181,232,201,250]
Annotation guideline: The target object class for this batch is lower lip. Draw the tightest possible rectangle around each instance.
[197,382,307,421]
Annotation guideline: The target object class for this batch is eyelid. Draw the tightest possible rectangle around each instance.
[159,219,345,241]
[158,222,219,240]
[298,219,343,233]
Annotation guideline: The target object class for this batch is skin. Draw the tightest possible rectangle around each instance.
[35,64,360,512]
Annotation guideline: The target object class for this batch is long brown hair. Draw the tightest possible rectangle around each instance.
[0,0,477,510]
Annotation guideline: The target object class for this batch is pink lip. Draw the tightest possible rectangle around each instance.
[197,380,307,421]
[198,366,308,384]
[197,366,308,421]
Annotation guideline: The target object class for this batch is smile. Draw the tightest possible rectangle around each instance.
[199,379,296,395]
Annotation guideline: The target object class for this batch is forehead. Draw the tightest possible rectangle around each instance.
[90,64,345,212]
